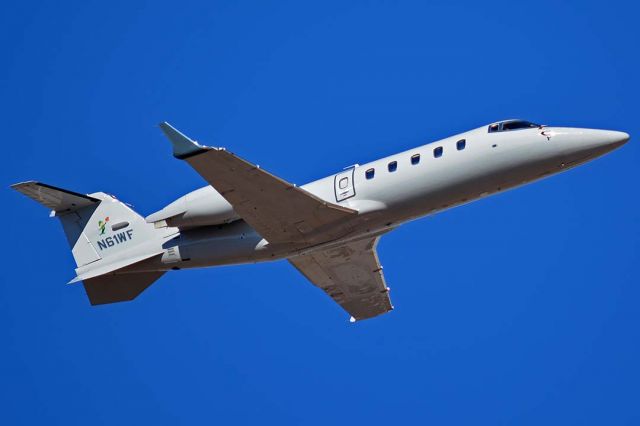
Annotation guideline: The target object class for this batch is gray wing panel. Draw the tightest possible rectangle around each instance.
[160,122,357,245]
[289,237,393,321]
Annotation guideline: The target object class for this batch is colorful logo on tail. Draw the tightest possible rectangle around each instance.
[98,217,110,235]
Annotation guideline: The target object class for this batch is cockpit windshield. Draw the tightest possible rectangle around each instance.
[488,120,541,133]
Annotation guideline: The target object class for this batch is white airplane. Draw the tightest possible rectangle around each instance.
[12,119,629,321]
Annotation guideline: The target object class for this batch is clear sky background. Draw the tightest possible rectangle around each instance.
[1,1,638,424]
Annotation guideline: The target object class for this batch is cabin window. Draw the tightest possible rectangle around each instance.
[388,161,398,172]
[433,146,443,158]
[338,177,348,189]
[111,221,129,231]
[457,139,466,150]
[365,168,375,179]
[411,154,421,165]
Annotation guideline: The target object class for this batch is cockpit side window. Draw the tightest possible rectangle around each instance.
[502,120,539,131]
[488,120,540,133]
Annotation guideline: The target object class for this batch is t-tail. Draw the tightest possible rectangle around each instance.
[11,181,173,305]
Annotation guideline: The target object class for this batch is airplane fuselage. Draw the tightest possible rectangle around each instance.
[135,120,629,273]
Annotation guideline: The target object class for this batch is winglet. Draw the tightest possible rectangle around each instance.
[159,122,210,160]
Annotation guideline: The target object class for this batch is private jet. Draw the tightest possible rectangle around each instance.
[12,119,629,321]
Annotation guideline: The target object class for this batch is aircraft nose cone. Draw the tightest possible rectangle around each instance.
[553,127,630,162]
[599,130,630,148]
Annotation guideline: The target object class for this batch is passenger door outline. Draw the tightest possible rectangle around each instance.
[334,168,356,202]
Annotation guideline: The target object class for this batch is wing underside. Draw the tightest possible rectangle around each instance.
[159,122,357,245]
[289,237,393,321]
[160,123,393,320]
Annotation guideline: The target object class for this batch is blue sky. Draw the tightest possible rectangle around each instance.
[1,1,639,424]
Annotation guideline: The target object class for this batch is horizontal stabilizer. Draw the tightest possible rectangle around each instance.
[11,181,100,213]
[83,271,165,305]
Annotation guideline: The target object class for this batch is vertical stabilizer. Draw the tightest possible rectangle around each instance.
[12,181,174,304]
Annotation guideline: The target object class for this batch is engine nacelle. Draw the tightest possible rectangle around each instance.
[146,186,239,228]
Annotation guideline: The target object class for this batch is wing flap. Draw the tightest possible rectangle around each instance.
[289,237,393,321]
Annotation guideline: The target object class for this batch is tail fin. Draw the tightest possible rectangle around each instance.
[12,181,171,304]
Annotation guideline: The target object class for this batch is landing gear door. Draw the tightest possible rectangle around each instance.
[334,168,356,202]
